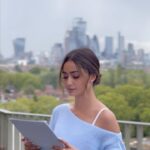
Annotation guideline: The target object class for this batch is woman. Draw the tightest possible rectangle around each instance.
[24,48,126,150]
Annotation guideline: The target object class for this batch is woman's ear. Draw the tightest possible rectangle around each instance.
[89,74,96,83]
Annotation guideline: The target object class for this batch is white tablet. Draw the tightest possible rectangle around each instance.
[9,118,64,150]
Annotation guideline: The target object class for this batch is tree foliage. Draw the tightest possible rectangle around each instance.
[0,96,61,114]
[0,67,150,123]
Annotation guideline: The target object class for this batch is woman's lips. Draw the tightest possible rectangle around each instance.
[67,88,76,92]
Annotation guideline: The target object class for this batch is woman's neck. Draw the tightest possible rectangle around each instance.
[74,89,100,111]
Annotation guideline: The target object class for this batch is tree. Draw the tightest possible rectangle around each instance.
[115,84,145,108]
[30,96,61,114]
[0,96,61,114]
[94,85,113,96]
[0,98,32,112]
[40,70,59,88]
[97,92,133,120]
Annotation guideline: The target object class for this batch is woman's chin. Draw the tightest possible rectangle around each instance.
[67,91,77,96]
[68,92,76,96]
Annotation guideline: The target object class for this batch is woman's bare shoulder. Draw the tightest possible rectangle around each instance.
[96,108,120,133]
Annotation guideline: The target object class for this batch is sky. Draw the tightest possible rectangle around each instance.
[0,0,150,58]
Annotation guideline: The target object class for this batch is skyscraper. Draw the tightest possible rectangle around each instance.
[72,17,86,34]
[90,35,100,58]
[104,36,113,58]
[137,49,144,62]
[127,43,135,63]
[64,18,88,53]
[117,32,125,65]
[13,38,26,59]
[50,43,64,66]
[118,32,125,54]
[64,18,100,58]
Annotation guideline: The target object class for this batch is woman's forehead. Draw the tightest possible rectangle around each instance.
[62,61,90,76]
[62,61,80,71]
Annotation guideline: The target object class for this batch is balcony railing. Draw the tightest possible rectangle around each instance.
[0,109,150,150]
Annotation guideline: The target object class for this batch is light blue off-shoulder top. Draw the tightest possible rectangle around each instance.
[49,103,126,150]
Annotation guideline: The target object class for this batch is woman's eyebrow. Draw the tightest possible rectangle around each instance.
[62,71,79,74]
[70,71,79,74]
[62,71,67,74]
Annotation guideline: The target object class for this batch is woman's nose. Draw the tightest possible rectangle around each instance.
[66,76,73,85]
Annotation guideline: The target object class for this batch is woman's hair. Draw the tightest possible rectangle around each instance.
[59,48,101,86]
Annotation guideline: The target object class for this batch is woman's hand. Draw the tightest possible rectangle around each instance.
[52,139,77,150]
[22,137,41,150]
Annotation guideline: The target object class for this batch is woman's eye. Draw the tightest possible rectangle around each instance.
[62,76,68,79]
[62,72,80,79]
[72,73,80,79]
[73,75,79,79]
[62,73,68,79]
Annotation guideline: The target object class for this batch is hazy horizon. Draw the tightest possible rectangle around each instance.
[0,0,150,58]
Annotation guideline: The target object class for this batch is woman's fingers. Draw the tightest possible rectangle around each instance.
[59,139,72,148]
[52,145,61,150]
[22,137,40,150]
[52,139,77,150]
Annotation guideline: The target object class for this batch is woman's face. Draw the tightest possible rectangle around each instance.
[61,60,91,97]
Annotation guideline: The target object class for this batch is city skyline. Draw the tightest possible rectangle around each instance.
[0,0,150,58]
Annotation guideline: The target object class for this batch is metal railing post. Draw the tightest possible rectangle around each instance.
[124,124,131,150]
[137,125,143,150]
[7,118,13,150]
